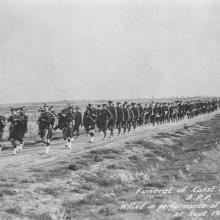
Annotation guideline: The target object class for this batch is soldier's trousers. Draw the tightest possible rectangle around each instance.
[39,127,53,144]
[127,121,131,132]
[0,129,4,141]
[116,121,122,134]
[62,126,74,140]
[73,125,80,138]
[9,130,23,148]
[132,120,137,130]
[122,121,127,133]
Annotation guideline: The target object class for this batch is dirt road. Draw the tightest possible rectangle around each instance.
[0,111,218,178]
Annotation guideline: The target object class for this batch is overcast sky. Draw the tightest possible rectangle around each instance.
[0,0,219,103]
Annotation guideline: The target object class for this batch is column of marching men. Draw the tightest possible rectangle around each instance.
[0,99,219,155]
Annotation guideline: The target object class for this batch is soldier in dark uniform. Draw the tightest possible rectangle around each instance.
[151,104,157,126]
[37,104,56,154]
[74,107,82,139]
[97,104,112,140]
[55,104,74,148]
[18,107,28,151]
[115,102,123,135]
[83,107,90,136]
[107,101,117,137]
[83,104,93,136]
[8,108,24,155]
[137,103,143,126]
[143,104,151,124]
[62,105,75,149]
[49,106,58,127]
[127,104,133,132]
[0,115,6,141]
[130,103,140,130]
[88,106,97,143]
[122,102,130,133]
[163,103,169,123]
[0,114,6,152]
[160,103,165,124]
[83,104,97,143]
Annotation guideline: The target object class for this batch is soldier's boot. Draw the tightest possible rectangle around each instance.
[103,134,106,140]
[67,142,71,149]
[45,142,50,154]
[90,130,95,143]
[17,144,21,151]
[67,138,71,149]
[16,145,20,151]
[13,147,17,155]
[65,140,68,148]
[118,126,121,135]
[90,136,94,143]
[109,129,114,138]
[123,127,126,134]
[45,146,50,154]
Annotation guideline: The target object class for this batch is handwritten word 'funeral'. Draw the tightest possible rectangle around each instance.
[136,186,217,195]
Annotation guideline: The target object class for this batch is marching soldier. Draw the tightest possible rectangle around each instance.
[131,103,139,130]
[107,101,117,137]
[0,115,6,141]
[137,103,144,126]
[54,104,74,149]
[0,114,6,152]
[115,102,123,135]
[122,102,130,133]
[83,104,97,143]
[18,107,28,151]
[8,108,24,155]
[143,104,151,124]
[97,104,112,140]
[89,106,97,143]
[74,107,82,139]
[62,105,75,149]
[127,104,133,132]
[37,104,56,154]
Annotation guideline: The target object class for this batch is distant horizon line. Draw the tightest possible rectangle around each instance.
[0,95,218,106]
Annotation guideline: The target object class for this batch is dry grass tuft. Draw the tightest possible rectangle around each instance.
[0,189,17,196]
[34,186,62,197]
[94,154,104,162]
[5,206,22,215]
[68,163,82,171]
[90,148,121,155]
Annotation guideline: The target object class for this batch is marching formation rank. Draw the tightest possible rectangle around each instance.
[0,98,219,155]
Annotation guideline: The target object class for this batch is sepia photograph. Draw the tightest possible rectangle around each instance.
[0,0,220,219]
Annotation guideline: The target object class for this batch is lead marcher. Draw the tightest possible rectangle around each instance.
[8,108,24,155]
